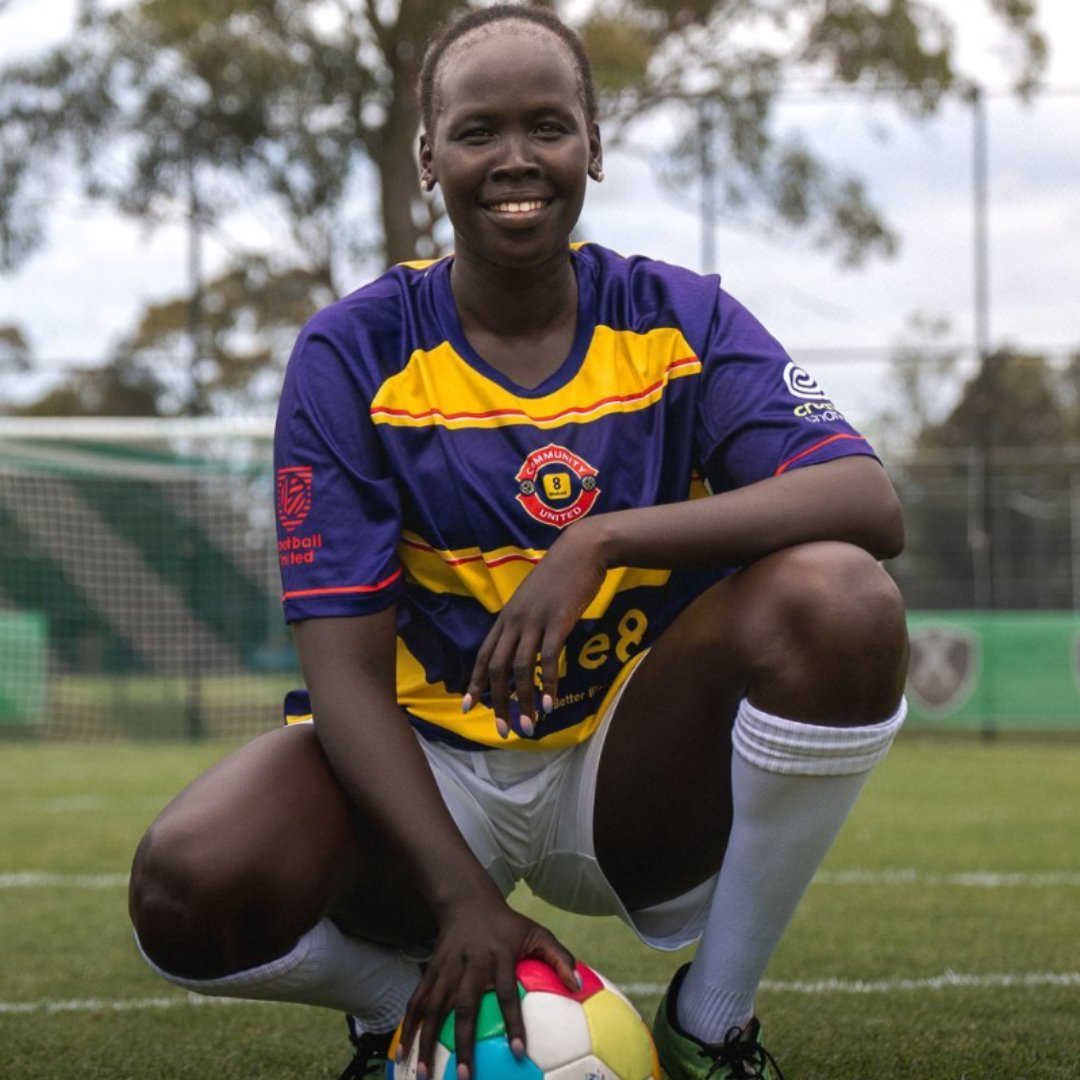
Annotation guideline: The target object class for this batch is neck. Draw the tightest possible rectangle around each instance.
[450,246,578,338]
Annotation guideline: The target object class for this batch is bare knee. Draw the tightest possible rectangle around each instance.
[738,541,908,723]
[129,813,278,979]
[129,732,340,978]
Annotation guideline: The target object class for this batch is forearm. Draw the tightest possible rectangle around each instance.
[294,616,500,916]
[577,456,903,572]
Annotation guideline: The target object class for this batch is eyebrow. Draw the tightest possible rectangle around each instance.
[447,101,578,124]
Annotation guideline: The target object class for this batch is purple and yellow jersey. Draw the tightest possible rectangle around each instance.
[274,243,877,750]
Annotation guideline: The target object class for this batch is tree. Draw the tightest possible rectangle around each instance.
[12,257,330,417]
[0,321,31,410]
[883,333,1080,610]
[0,0,1047,286]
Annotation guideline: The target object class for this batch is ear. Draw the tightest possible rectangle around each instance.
[418,132,437,192]
[587,123,604,182]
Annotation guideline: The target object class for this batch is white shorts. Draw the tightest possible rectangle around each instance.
[415,658,716,952]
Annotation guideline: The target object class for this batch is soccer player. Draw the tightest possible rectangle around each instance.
[129,6,909,1079]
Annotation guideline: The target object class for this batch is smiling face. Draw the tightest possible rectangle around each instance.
[419,24,602,272]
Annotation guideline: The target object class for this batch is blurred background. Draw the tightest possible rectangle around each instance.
[0,0,1077,741]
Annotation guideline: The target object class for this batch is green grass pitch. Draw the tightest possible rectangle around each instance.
[2,734,1079,1079]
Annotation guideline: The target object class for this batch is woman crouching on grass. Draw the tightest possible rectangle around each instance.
[129,6,909,1079]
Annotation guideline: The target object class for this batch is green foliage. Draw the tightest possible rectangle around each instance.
[0,0,1048,279]
[922,348,1078,452]
[11,256,331,415]
[0,322,29,371]
[880,328,1080,610]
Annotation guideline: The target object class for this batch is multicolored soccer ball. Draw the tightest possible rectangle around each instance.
[387,959,660,1079]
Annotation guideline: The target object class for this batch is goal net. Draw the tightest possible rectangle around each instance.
[0,417,298,740]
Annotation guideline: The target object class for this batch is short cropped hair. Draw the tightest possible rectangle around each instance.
[418,4,598,133]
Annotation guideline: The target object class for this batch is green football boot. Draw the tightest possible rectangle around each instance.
[652,965,785,1080]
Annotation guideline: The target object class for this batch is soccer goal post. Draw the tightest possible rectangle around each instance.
[0,416,298,740]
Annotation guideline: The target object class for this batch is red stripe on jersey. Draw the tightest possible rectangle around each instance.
[774,434,867,476]
[371,356,700,425]
[400,536,543,568]
[282,568,402,601]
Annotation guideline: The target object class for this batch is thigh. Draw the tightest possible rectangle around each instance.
[130,722,435,975]
[592,583,743,913]
[593,541,908,911]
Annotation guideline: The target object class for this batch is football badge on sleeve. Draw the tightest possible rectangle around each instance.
[277,465,313,532]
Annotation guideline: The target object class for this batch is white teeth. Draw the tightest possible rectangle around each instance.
[490,200,545,213]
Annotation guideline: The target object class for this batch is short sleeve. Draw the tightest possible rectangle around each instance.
[274,320,404,622]
[695,290,877,493]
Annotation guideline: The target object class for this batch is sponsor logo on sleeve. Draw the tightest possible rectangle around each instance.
[783,361,847,423]
[516,444,600,529]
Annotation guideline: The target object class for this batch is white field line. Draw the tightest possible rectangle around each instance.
[625,971,1080,997]
[813,869,1080,887]
[0,872,129,889]
[0,993,259,1015]
[5,869,1080,890]
[4,973,1080,1016]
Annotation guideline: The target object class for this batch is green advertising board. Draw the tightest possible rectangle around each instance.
[0,610,47,728]
[906,612,1080,731]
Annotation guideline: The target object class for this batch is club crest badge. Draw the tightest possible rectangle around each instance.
[276,465,313,533]
[516,444,600,529]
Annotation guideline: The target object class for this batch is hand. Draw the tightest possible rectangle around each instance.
[398,895,578,1080]
[464,522,607,737]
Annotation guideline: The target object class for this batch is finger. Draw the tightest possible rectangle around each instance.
[452,994,478,1080]
[530,930,580,993]
[465,627,498,709]
[404,963,456,1079]
[511,632,541,733]
[398,986,424,1070]
[495,953,527,1060]
[538,627,566,718]
[485,635,516,734]
[416,987,448,1080]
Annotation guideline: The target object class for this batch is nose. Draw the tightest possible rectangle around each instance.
[491,131,539,178]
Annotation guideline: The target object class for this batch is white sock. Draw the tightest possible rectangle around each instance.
[676,698,906,1043]
[136,916,420,1035]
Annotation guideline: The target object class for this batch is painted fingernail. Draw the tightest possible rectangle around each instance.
[462,693,474,713]
[457,1064,470,1080]
[520,715,535,737]
[396,1046,404,1064]
[511,1037,526,1061]
[496,716,510,739]
[542,693,553,715]
[417,1063,428,1080]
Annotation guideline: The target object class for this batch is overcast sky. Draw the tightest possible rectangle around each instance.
[1,0,1077,427]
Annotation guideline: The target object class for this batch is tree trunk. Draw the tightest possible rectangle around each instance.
[371,0,456,265]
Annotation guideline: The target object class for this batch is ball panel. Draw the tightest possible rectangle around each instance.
[583,990,658,1080]
[439,986,522,1049]
[433,1041,453,1080]
[386,1023,470,1075]
[519,992,592,1070]
[448,1035,544,1079]
[388,1036,452,1080]
[543,1053,623,1080]
[516,958,602,1001]
[596,971,637,1010]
